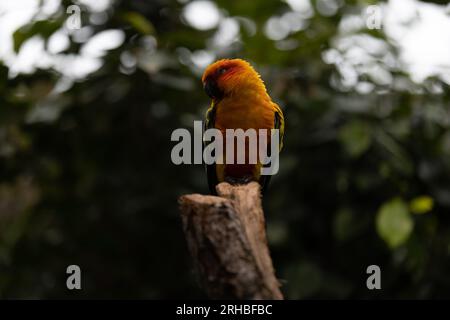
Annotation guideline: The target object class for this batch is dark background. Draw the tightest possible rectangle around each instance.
[1,0,450,299]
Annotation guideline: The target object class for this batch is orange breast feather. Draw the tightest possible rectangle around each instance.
[214,95,275,182]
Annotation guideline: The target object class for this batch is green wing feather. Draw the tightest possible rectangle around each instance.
[260,103,284,194]
[272,102,285,151]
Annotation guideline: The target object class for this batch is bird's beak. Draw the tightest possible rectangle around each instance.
[203,78,222,99]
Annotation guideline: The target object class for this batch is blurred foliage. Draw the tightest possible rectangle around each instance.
[376,198,413,249]
[0,0,450,299]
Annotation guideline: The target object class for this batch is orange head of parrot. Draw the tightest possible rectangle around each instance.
[201,59,267,100]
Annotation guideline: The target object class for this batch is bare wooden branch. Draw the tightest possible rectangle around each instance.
[178,182,283,300]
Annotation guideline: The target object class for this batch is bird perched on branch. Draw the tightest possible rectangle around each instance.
[201,58,285,194]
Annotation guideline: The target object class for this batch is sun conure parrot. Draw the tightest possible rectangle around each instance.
[201,58,285,194]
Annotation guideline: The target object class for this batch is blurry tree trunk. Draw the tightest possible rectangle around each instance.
[178,182,283,300]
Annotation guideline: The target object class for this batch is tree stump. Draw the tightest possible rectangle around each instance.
[178,182,283,300]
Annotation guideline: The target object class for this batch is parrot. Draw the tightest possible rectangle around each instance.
[201,58,285,194]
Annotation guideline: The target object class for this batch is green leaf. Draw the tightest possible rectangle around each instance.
[338,120,371,157]
[376,198,413,248]
[13,20,61,53]
[121,12,155,35]
[410,196,434,215]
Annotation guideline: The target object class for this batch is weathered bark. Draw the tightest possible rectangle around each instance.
[178,182,283,300]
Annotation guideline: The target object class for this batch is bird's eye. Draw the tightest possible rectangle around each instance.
[217,67,227,75]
